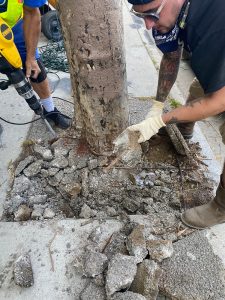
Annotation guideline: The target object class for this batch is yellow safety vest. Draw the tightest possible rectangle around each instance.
[0,0,24,28]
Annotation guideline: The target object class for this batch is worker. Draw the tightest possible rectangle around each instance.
[0,0,71,129]
[123,0,225,229]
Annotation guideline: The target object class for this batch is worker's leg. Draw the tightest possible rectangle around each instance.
[178,78,204,139]
[181,125,225,228]
[29,59,71,129]
[12,19,71,129]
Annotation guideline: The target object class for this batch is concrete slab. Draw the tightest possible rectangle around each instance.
[0,219,122,300]
[159,229,225,299]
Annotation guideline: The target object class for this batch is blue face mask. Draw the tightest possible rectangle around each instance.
[0,0,8,13]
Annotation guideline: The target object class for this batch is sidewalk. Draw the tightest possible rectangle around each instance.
[0,2,225,299]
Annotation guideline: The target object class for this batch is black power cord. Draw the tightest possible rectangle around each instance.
[0,98,74,126]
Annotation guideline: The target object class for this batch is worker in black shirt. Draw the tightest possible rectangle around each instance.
[123,0,225,229]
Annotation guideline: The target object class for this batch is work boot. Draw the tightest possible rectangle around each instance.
[181,179,225,229]
[43,107,71,129]
[177,122,195,140]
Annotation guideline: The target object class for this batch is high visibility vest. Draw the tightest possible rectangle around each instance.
[0,0,24,28]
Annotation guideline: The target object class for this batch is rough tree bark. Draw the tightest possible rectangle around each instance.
[57,0,129,154]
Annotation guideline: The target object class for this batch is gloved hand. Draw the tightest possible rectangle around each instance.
[128,114,166,143]
[146,100,164,118]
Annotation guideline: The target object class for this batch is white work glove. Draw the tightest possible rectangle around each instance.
[128,114,166,143]
[146,100,164,118]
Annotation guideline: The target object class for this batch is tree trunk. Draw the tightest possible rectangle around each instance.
[57,0,128,154]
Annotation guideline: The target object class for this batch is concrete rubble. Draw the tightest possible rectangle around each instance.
[14,253,34,288]
[106,254,138,296]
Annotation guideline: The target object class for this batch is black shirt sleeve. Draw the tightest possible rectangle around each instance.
[191,30,225,94]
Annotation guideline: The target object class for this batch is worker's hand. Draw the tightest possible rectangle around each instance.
[25,58,40,79]
[146,100,164,118]
[128,114,166,143]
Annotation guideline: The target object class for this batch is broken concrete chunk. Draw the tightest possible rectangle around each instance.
[48,167,59,176]
[103,232,128,260]
[54,147,69,157]
[146,239,174,262]
[33,144,53,161]
[68,150,88,169]
[14,253,34,287]
[50,156,68,169]
[28,194,47,205]
[79,204,94,219]
[126,225,148,263]
[62,182,81,198]
[8,195,27,212]
[12,175,31,194]
[80,282,106,300]
[88,158,98,170]
[14,205,31,221]
[43,208,55,219]
[130,259,162,300]
[83,251,108,278]
[112,291,147,300]
[31,206,43,219]
[123,198,139,213]
[23,160,43,177]
[88,225,117,252]
[106,254,137,296]
[15,156,35,176]
[92,273,105,287]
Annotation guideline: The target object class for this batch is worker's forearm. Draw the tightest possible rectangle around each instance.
[156,48,182,102]
[162,90,225,124]
[23,7,41,60]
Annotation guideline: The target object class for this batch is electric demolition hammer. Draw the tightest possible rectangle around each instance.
[0,16,43,115]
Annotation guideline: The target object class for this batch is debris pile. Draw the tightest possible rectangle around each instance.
[3,138,214,228]
[77,222,174,299]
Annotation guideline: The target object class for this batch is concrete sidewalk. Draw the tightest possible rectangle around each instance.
[0,1,225,299]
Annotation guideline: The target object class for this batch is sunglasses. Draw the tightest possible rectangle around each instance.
[130,0,167,22]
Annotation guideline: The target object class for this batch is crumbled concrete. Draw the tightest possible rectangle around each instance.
[15,156,35,176]
[103,232,128,260]
[11,176,31,194]
[126,225,148,263]
[80,282,106,300]
[88,159,98,170]
[130,259,162,300]
[31,206,43,219]
[48,167,59,176]
[33,144,53,161]
[106,254,137,296]
[92,273,105,287]
[14,205,31,221]
[61,182,81,198]
[79,204,93,219]
[146,239,174,263]
[28,195,47,205]
[43,208,55,219]
[14,253,34,287]
[112,291,147,300]
[50,156,68,168]
[23,160,43,177]
[83,251,108,278]
[159,231,225,299]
